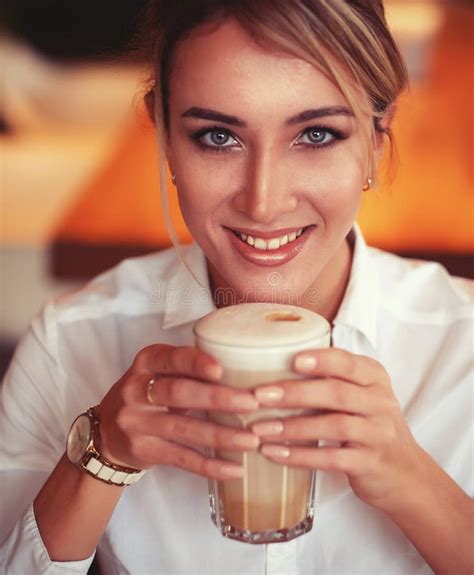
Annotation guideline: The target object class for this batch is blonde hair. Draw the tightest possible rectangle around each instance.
[135,0,408,285]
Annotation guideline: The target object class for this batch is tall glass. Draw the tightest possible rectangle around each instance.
[194,302,331,544]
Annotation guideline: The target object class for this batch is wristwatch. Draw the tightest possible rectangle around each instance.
[66,405,145,486]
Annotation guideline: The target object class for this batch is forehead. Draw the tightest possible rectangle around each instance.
[168,17,349,118]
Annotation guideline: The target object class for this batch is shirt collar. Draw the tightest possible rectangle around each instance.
[332,223,379,348]
[162,224,380,348]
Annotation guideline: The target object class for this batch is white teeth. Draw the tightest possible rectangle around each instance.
[236,227,306,250]
[266,238,281,250]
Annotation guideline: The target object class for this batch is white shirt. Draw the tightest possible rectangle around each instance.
[1,225,473,575]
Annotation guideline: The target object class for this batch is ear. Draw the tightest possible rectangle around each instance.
[374,103,396,162]
[144,90,155,125]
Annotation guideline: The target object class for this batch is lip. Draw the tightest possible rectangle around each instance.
[224,225,316,267]
[225,225,309,240]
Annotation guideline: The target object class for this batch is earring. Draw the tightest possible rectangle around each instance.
[363,177,372,191]
[171,173,177,185]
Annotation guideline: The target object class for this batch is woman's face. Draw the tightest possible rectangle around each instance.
[166,18,372,304]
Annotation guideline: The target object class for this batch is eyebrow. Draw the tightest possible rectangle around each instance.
[181,106,354,127]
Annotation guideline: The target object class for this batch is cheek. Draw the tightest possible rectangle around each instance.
[294,149,365,228]
[319,168,363,221]
[176,184,209,232]
[171,145,240,231]
[175,171,229,242]
[171,147,213,227]
[321,189,362,250]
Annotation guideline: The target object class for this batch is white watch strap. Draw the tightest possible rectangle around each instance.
[84,456,146,486]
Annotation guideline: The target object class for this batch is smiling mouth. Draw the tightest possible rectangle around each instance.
[228,225,314,251]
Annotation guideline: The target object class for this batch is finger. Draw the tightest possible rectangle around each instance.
[134,344,223,382]
[259,444,365,473]
[151,376,259,412]
[251,413,371,445]
[293,348,390,387]
[127,412,260,451]
[254,378,380,415]
[139,435,245,480]
[167,407,191,416]
[120,373,197,411]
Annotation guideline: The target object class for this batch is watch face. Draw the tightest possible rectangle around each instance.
[67,414,92,464]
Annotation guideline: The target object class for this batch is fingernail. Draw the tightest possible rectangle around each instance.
[232,434,260,449]
[205,363,222,381]
[232,395,259,410]
[252,421,284,436]
[254,386,284,403]
[261,445,291,458]
[294,355,317,373]
[220,464,244,478]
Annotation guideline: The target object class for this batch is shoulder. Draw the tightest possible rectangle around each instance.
[29,244,189,354]
[368,246,473,324]
[51,244,182,316]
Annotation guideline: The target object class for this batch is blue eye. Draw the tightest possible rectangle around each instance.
[192,127,239,151]
[299,128,336,147]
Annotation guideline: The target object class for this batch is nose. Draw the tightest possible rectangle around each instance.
[232,147,297,224]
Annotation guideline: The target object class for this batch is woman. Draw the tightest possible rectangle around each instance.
[1,1,472,574]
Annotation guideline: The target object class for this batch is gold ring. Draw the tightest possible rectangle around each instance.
[146,378,157,405]
[145,378,168,411]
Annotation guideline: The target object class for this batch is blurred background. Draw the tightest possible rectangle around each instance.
[1,0,473,379]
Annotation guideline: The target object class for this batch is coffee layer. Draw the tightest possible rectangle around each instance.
[215,448,312,531]
[209,368,315,532]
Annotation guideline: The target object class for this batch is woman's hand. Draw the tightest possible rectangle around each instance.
[95,344,260,480]
[251,347,428,511]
